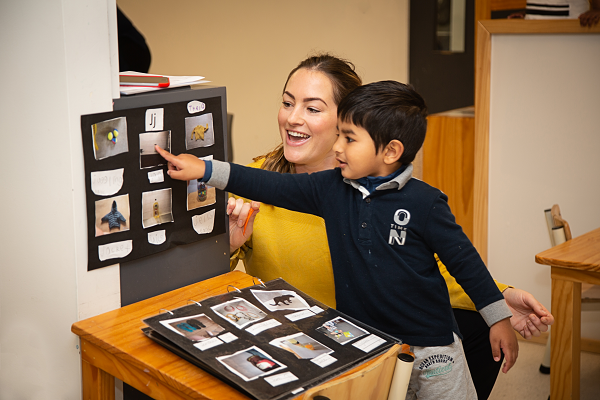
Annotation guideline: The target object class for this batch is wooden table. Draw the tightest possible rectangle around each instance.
[71,271,400,400]
[535,227,600,400]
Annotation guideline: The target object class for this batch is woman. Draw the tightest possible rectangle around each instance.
[227,54,553,399]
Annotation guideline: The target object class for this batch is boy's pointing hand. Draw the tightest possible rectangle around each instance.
[155,145,206,181]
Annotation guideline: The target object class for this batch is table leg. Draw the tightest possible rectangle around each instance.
[82,358,115,400]
[550,272,581,400]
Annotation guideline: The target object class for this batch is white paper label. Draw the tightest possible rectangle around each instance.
[98,240,133,261]
[311,354,337,368]
[264,372,299,387]
[285,310,315,322]
[245,319,281,335]
[148,230,166,245]
[218,332,238,343]
[309,306,324,314]
[91,169,124,196]
[148,169,164,183]
[145,108,164,131]
[192,209,215,234]
[187,100,206,114]
[352,334,386,353]
[193,337,223,351]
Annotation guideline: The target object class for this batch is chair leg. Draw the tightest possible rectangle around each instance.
[539,331,551,374]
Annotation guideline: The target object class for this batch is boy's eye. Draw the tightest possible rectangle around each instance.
[346,137,354,143]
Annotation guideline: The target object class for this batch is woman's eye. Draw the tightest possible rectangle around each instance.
[308,107,320,114]
[282,101,293,108]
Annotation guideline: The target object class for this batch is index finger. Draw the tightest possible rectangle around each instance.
[155,145,172,159]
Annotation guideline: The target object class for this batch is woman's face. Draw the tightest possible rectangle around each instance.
[278,68,338,173]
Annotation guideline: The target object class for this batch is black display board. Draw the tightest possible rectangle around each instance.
[143,278,400,400]
[80,87,227,270]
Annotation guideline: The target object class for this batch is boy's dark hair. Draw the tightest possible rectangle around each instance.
[337,81,428,164]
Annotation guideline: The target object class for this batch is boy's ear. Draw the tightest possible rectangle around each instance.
[383,140,404,164]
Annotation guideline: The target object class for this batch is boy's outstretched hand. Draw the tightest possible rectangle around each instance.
[155,145,206,181]
[489,318,518,373]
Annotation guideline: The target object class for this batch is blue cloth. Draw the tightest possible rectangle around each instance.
[102,201,126,229]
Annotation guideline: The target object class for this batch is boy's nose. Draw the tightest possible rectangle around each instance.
[332,136,343,153]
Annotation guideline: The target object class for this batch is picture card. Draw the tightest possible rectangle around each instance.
[251,289,310,312]
[91,116,129,160]
[316,317,369,345]
[269,333,333,360]
[160,313,226,342]
[185,113,214,150]
[139,130,170,169]
[216,346,286,382]
[141,188,174,229]
[187,157,216,210]
[211,298,267,329]
[94,194,130,237]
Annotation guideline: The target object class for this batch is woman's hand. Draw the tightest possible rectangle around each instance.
[503,287,554,339]
[227,197,260,253]
[155,145,206,181]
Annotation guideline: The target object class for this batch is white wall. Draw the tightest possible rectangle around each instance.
[488,33,600,340]
[117,0,410,166]
[0,0,118,398]
[0,1,409,398]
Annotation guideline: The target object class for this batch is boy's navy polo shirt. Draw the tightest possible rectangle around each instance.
[205,160,510,347]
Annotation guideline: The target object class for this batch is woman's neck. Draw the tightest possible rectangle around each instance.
[295,153,338,174]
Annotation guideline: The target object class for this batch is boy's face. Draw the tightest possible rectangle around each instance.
[333,120,389,180]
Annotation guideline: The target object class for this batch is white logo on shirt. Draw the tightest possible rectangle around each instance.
[393,209,410,225]
[389,209,410,246]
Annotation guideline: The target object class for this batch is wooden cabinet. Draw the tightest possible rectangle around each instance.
[422,107,475,241]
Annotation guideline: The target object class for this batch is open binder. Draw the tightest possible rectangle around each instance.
[142,278,401,400]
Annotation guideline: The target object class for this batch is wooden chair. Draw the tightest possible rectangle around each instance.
[539,205,600,373]
[301,344,414,400]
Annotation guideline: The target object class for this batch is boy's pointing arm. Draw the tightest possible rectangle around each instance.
[155,145,206,181]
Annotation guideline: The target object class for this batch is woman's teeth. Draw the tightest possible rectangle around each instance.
[288,131,309,138]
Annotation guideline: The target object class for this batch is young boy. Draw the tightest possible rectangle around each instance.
[156,81,517,399]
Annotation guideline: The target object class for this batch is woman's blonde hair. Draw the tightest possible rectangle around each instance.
[257,54,362,173]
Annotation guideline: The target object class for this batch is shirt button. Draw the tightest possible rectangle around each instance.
[361,222,367,228]
[365,198,371,203]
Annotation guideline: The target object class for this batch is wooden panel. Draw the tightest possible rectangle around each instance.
[491,0,526,11]
[82,358,115,400]
[551,277,581,400]
[423,108,475,241]
[301,345,400,400]
[73,271,257,400]
[536,228,600,272]
[474,19,600,264]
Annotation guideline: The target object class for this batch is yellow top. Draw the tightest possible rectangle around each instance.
[231,159,509,310]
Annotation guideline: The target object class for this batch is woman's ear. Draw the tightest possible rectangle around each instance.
[383,140,404,164]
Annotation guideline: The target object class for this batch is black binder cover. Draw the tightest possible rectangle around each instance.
[142,278,401,400]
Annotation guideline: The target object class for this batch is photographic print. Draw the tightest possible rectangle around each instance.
[251,289,310,312]
[187,156,216,210]
[91,117,129,160]
[211,298,267,329]
[185,113,214,150]
[316,317,368,345]
[217,346,286,382]
[94,194,130,237]
[269,333,333,360]
[160,313,225,342]
[141,188,174,229]
[139,130,170,169]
